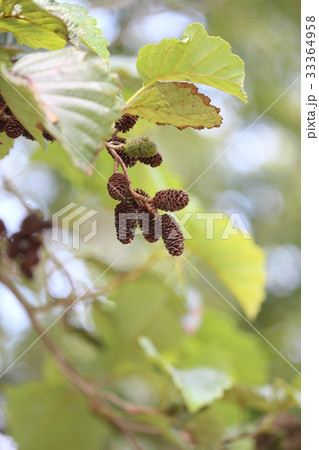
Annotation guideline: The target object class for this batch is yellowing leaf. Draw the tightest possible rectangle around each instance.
[184,211,266,320]
[125,81,222,130]
[134,23,247,103]
[0,0,68,50]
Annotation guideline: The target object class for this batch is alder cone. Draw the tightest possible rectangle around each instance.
[21,248,40,278]
[153,189,189,212]
[21,213,45,234]
[107,173,129,200]
[43,130,55,141]
[138,152,163,168]
[6,212,51,278]
[22,129,35,141]
[124,136,157,158]
[116,149,138,167]
[5,116,24,138]
[114,202,137,244]
[0,120,6,132]
[140,211,160,243]
[115,114,138,133]
[20,213,51,235]
[161,214,184,256]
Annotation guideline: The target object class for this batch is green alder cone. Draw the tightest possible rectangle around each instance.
[124,136,157,157]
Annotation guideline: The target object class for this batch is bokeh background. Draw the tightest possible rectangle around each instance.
[0,0,300,448]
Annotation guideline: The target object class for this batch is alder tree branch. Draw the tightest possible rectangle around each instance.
[0,272,168,444]
[32,252,158,312]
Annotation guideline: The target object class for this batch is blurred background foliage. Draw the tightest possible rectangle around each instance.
[0,0,300,448]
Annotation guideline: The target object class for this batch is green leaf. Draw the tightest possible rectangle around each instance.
[0,131,13,157]
[0,47,121,169]
[0,0,68,50]
[133,23,247,104]
[4,375,109,450]
[0,47,10,61]
[125,81,223,130]
[169,367,233,413]
[139,336,233,413]
[177,309,269,385]
[35,0,110,61]
[184,210,266,320]
[226,381,301,413]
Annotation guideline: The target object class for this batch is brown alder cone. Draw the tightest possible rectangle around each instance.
[21,247,41,278]
[0,120,6,132]
[126,189,160,243]
[5,116,24,138]
[115,114,138,133]
[7,212,51,278]
[138,152,163,168]
[114,202,137,244]
[117,149,138,167]
[21,213,46,234]
[43,130,55,141]
[153,189,189,212]
[107,173,129,200]
[161,214,184,256]
[140,211,160,243]
[22,129,35,141]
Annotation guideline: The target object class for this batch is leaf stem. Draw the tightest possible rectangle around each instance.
[125,81,156,106]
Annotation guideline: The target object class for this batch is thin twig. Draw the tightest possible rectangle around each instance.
[100,391,161,416]
[0,272,163,439]
[32,254,157,312]
[123,432,145,450]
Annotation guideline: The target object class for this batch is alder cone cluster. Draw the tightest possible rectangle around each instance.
[109,183,186,255]
[1,212,51,278]
[106,115,188,256]
[153,189,189,211]
[107,135,162,168]
[0,94,55,142]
